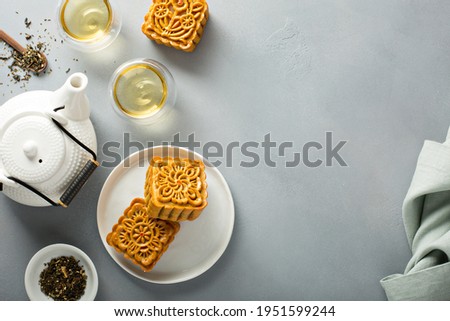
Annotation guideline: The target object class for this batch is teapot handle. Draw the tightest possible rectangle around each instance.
[58,159,99,207]
[50,108,98,207]
[0,173,19,188]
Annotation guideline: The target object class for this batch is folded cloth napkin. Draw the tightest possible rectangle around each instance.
[380,127,450,300]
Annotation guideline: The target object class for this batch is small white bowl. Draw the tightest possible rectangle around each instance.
[24,244,98,301]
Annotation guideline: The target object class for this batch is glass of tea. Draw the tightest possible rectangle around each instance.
[56,0,122,52]
[109,59,177,124]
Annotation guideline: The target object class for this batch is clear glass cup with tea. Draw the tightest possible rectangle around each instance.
[56,0,122,52]
[109,59,177,124]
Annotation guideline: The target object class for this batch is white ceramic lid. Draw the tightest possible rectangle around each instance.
[0,113,65,184]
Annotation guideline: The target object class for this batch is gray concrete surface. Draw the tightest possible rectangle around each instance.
[2,0,450,300]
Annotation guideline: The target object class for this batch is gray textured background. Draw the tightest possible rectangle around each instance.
[1,0,450,300]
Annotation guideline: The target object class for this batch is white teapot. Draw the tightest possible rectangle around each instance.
[0,73,98,207]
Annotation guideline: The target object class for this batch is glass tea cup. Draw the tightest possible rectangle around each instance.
[56,0,122,52]
[109,59,177,124]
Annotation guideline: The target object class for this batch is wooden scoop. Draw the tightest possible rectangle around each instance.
[0,29,48,73]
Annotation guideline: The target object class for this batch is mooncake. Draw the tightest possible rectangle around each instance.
[144,156,208,221]
[141,0,209,52]
[106,198,180,272]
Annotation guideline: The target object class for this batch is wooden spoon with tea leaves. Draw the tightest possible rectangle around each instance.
[0,29,47,73]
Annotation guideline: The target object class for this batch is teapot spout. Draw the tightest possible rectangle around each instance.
[53,73,90,121]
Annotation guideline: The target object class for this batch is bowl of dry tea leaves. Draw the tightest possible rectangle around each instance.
[24,244,98,301]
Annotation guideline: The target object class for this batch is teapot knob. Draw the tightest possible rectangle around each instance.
[23,141,38,160]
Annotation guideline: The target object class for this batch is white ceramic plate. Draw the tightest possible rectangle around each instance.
[24,243,98,301]
[97,146,234,284]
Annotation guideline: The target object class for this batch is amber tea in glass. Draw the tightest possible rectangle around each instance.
[57,0,121,51]
[109,59,176,124]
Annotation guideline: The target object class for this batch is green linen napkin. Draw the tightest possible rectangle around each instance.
[380,128,450,300]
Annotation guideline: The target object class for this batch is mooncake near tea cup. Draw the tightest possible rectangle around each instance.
[142,0,209,52]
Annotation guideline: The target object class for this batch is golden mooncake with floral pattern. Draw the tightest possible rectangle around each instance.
[142,0,209,52]
[144,156,208,221]
[107,198,180,272]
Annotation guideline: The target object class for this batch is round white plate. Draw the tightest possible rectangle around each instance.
[24,243,98,301]
[97,146,234,284]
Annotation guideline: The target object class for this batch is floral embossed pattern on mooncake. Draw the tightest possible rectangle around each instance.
[142,0,209,52]
[145,156,208,221]
[106,198,180,272]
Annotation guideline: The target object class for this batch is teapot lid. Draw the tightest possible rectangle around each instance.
[0,112,65,184]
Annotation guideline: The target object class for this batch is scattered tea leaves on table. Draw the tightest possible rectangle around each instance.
[24,17,31,29]
[0,13,84,97]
